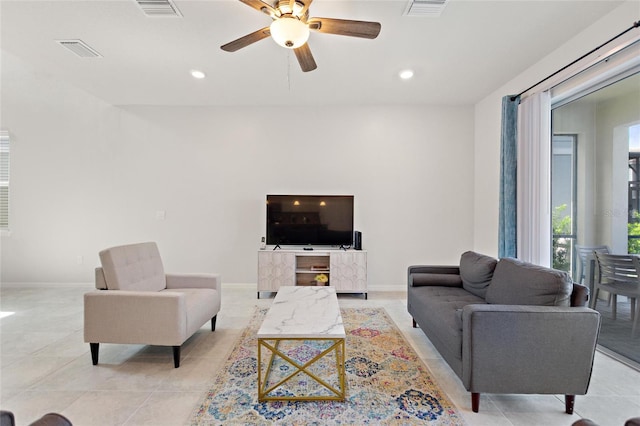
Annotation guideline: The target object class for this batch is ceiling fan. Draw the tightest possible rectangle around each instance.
[221,0,381,72]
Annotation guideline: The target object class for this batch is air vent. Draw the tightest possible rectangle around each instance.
[135,0,182,17]
[56,40,102,58]
[404,0,448,17]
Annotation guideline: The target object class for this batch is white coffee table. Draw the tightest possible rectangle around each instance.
[257,286,346,401]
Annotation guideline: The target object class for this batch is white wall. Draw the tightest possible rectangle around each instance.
[1,51,474,286]
[473,0,639,258]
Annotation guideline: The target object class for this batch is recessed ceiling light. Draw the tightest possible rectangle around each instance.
[191,70,206,79]
[399,69,414,80]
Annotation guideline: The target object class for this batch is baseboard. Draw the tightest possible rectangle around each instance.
[238,283,405,292]
[222,283,255,289]
[0,282,406,292]
[1,282,94,288]
[368,284,406,292]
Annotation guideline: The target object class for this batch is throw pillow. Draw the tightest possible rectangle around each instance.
[486,257,572,306]
[459,251,498,298]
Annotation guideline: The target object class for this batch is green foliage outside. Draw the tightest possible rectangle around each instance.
[552,204,572,272]
[629,211,640,254]
[553,206,640,268]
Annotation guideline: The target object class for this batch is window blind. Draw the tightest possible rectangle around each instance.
[0,131,9,230]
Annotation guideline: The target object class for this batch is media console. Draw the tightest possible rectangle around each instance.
[257,249,367,299]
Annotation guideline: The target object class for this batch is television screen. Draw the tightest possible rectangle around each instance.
[266,195,354,247]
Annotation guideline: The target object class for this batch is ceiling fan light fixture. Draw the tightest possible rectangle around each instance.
[270,17,309,49]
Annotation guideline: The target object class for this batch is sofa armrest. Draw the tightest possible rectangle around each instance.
[84,290,187,346]
[165,273,221,292]
[461,304,601,395]
[408,265,461,287]
[571,282,590,307]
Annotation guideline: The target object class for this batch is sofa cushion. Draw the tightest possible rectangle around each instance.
[486,258,572,306]
[459,251,498,298]
[408,286,486,365]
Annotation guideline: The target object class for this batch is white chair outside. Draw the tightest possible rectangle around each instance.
[593,252,640,337]
[575,245,610,284]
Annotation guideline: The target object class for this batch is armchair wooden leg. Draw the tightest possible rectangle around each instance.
[412,318,417,328]
[211,315,217,332]
[90,343,99,365]
[471,393,480,412]
[565,395,575,414]
[173,346,181,368]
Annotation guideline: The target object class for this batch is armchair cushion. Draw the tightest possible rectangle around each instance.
[486,257,572,306]
[459,251,497,298]
[99,242,165,291]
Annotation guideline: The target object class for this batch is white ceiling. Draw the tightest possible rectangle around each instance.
[0,0,628,106]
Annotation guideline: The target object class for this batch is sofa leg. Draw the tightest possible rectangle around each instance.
[211,315,217,332]
[90,343,99,365]
[472,393,480,412]
[173,346,181,368]
[412,318,417,328]
[565,395,575,414]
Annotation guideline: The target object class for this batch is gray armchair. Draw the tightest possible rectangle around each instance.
[84,242,221,367]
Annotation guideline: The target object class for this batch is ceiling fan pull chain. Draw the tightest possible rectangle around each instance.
[287,50,292,91]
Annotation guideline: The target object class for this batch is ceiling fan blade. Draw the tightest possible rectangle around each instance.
[220,27,271,52]
[294,43,317,72]
[307,18,381,39]
[239,0,277,17]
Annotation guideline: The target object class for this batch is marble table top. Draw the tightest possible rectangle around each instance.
[257,286,345,339]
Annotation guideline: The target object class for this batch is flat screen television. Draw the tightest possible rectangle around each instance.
[266,195,354,247]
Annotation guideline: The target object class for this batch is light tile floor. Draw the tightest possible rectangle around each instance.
[1,284,639,425]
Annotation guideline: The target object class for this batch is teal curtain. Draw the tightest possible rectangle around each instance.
[498,95,520,258]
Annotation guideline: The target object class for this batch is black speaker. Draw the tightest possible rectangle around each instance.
[354,231,362,250]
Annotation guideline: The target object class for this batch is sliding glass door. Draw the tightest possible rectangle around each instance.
[551,72,640,366]
[627,124,640,253]
[552,73,640,263]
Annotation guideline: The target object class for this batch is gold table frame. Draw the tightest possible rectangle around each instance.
[257,336,346,401]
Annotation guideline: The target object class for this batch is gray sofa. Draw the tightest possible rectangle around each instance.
[407,251,601,414]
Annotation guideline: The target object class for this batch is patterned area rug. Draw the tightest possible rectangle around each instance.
[190,307,465,425]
